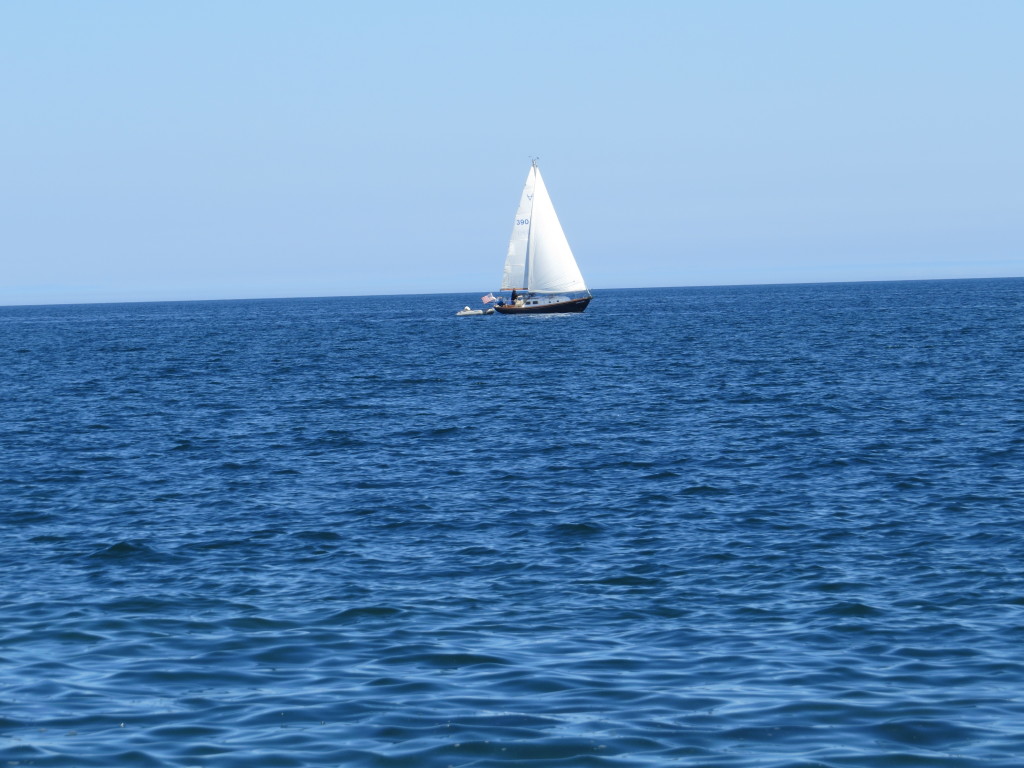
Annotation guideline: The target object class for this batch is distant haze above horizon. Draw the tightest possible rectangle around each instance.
[3,1,1022,307]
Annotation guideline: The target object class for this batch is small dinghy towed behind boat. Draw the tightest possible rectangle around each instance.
[455,306,495,317]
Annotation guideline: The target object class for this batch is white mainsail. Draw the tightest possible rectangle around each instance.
[500,162,587,294]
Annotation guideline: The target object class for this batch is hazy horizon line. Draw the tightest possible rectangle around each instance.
[3,275,1022,310]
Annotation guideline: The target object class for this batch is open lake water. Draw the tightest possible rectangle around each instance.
[3,279,1024,767]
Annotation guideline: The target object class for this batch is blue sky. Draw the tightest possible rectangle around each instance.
[2,1,1021,305]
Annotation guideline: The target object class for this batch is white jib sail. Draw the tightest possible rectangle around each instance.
[500,163,587,294]
[526,167,587,294]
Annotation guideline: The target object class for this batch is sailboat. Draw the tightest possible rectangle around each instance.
[492,160,592,314]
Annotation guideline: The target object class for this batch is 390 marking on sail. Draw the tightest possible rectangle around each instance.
[516,218,530,226]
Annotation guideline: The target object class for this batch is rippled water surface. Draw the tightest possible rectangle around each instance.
[3,280,1024,767]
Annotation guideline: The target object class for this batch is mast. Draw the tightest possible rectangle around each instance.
[522,162,537,291]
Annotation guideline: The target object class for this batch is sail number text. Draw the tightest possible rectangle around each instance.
[516,218,530,226]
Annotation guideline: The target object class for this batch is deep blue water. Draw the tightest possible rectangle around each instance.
[3,279,1024,767]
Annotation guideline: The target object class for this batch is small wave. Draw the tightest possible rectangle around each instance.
[815,600,885,618]
[377,651,511,668]
[322,606,404,624]
[591,574,661,587]
[808,580,872,593]
[681,484,728,495]
[88,540,170,562]
[294,530,342,542]
[549,522,605,536]
[865,718,987,748]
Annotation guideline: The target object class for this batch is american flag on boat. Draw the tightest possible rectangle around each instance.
[481,293,496,304]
